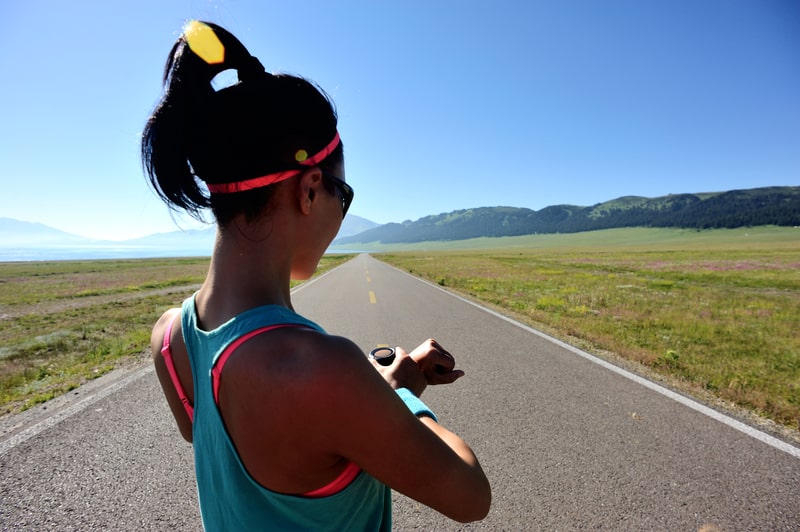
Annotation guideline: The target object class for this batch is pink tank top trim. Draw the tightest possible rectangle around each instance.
[161,317,361,497]
[161,316,194,422]
[302,461,362,498]
[211,324,304,405]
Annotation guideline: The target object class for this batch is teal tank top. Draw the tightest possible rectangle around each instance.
[180,295,392,531]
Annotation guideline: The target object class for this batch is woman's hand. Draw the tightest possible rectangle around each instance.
[408,339,465,386]
[318,336,491,522]
[370,346,428,396]
[370,339,465,396]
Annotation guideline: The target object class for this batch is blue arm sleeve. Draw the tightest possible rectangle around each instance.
[395,388,438,422]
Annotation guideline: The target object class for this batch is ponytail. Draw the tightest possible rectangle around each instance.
[142,21,340,225]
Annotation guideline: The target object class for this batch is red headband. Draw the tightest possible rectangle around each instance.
[205,132,341,194]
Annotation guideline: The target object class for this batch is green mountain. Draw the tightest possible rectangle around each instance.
[336,186,800,245]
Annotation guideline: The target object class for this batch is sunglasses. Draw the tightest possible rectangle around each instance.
[322,173,354,218]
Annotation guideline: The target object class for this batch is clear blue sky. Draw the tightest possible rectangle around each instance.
[2,1,798,240]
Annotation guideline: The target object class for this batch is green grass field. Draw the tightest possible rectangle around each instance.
[2,226,798,434]
[374,227,800,432]
[0,255,353,416]
[331,226,800,253]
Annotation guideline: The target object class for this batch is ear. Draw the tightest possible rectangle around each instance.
[296,167,324,216]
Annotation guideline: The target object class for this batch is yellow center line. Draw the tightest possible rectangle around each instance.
[369,290,376,304]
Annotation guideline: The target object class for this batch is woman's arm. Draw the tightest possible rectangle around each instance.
[150,308,194,443]
[303,335,492,522]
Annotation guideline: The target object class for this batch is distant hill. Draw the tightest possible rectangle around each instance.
[339,214,380,238]
[0,214,379,250]
[336,186,800,245]
[0,218,91,246]
[4,187,797,256]
[121,214,377,248]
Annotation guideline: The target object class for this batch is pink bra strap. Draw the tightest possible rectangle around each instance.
[211,323,362,497]
[211,323,306,406]
[161,315,194,422]
[303,461,362,498]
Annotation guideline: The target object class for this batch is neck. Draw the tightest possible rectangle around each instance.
[195,222,295,330]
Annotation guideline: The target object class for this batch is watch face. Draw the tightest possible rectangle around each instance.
[369,347,396,366]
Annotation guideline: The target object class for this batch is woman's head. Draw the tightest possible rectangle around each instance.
[142,21,343,226]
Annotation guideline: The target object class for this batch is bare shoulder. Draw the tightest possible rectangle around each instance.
[224,326,370,389]
[217,325,391,440]
[217,326,382,455]
[150,307,181,358]
[149,306,193,442]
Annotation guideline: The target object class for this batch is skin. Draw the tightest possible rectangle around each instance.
[150,164,491,523]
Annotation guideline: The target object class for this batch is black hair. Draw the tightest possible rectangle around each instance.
[141,21,342,226]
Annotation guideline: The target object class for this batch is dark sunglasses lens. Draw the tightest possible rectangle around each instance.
[340,183,353,216]
[326,174,353,217]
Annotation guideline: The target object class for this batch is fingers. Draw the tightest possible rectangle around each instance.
[422,339,455,372]
[428,367,465,385]
[374,339,465,388]
[410,339,464,385]
[430,339,455,372]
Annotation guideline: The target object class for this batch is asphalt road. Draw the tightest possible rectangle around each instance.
[1,253,798,531]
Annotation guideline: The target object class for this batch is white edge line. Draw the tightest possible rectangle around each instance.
[0,365,154,457]
[7,257,794,459]
[290,265,339,294]
[377,258,800,459]
[291,254,367,294]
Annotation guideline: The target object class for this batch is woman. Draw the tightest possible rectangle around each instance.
[142,20,490,530]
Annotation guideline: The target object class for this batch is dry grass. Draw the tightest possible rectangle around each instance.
[0,254,353,416]
[377,239,800,431]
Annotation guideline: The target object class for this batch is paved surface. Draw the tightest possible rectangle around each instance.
[1,254,798,530]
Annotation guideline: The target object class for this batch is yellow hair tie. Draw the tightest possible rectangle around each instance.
[183,20,225,64]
